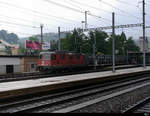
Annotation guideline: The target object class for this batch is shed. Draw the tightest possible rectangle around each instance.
[0,55,39,74]
[0,56,21,74]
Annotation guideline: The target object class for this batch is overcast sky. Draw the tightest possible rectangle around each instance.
[0,0,149,40]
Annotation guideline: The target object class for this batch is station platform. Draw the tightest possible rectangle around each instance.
[0,66,150,100]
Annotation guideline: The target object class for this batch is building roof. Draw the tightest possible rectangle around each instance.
[0,40,19,48]
[0,55,38,58]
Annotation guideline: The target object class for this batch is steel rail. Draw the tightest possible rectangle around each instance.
[0,74,150,113]
[0,65,139,83]
[121,97,150,113]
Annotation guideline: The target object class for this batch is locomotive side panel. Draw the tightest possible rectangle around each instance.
[51,54,57,66]
[38,51,128,72]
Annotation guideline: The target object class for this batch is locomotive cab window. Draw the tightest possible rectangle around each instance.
[69,55,73,60]
[44,54,50,60]
[61,54,65,60]
[51,54,56,60]
[76,55,80,60]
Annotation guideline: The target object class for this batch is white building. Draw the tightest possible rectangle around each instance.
[0,41,7,55]
[0,55,39,74]
[0,40,20,55]
[0,56,21,74]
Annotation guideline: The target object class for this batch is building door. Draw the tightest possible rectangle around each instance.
[6,65,14,74]
[31,64,35,72]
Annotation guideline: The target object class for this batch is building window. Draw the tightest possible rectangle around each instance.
[31,64,34,68]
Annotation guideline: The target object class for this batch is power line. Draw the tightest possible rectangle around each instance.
[63,0,86,11]
[0,1,81,24]
[115,0,145,15]
[0,13,66,29]
[0,22,54,34]
[0,4,70,25]
[69,0,129,17]
[44,0,113,24]
[99,0,128,13]
[0,20,40,29]
[43,0,84,13]
[115,0,139,7]
[70,0,112,14]
[61,0,108,26]
[98,0,142,20]
[67,0,124,25]
[43,0,91,18]
[0,14,57,27]
[68,0,143,24]
[64,0,111,26]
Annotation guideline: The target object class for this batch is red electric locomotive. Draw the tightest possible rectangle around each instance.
[38,51,88,71]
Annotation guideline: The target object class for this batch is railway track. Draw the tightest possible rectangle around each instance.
[0,73,150,113]
[122,97,150,113]
[0,65,140,83]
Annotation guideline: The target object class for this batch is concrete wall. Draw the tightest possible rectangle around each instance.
[14,65,21,73]
[0,57,21,74]
[0,65,22,74]
[0,56,39,74]
[0,57,21,65]
[0,65,6,74]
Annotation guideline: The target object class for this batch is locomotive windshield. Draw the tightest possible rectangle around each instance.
[43,54,50,60]
[39,52,51,60]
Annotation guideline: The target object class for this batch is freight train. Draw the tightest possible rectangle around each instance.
[37,51,128,72]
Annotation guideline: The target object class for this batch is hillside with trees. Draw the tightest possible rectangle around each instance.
[0,30,19,44]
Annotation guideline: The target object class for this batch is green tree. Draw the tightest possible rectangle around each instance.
[60,29,139,56]
[84,30,109,54]
[107,32,139,55]
[125,37,140,52]
[61,28,85,53]
[61,29,109,54]
[95,30,109,54]
[29,36,39,42]
[120,32,127,56]
[50,40,58,51]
